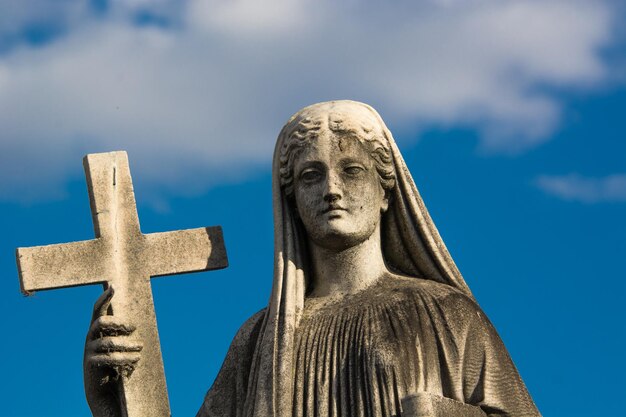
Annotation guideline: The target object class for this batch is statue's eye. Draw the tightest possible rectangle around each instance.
[300,169,322,182]
[344,165,364,175]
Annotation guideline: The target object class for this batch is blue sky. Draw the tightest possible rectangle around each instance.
[1,1,625,416]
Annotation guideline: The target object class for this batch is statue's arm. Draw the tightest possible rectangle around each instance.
[443,293,541,417]
[196,309,266,417]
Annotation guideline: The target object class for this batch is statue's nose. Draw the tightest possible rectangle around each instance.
[323,171,342,202]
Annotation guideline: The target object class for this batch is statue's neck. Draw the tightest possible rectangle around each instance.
[307,225,388,298]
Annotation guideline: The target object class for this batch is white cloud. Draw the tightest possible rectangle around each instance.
[187,0,313,35]
[0,0,620,202]
[0,0,87,35]
[536,174,626,203]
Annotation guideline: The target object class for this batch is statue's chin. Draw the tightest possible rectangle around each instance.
[307,222,377,252]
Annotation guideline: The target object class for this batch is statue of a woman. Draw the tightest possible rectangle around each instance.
[85,101,541,417]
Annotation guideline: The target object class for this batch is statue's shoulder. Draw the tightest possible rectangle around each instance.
[230,308,266,349]
[385,274,490,336]
[385,273,478,310]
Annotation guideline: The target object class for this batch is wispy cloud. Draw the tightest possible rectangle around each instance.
[535,174,626,203]
[0,0,621,202]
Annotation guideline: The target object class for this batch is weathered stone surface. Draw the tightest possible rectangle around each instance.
[16,151,227,417]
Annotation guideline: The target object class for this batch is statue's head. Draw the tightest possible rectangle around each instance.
[279,101,396,197]
[278,101,397,250]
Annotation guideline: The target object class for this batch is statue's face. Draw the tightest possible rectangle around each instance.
[293,132,389,250]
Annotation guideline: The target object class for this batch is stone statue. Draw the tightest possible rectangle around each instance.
[84,101,541,416]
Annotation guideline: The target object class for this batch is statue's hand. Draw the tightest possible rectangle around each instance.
[401,393,487,417]
[84,287,143,417]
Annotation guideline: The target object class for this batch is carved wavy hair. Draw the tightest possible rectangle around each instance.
[279,111,396,198]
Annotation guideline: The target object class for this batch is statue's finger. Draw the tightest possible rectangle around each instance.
[88,337,143,354]
[92,286,115,319]
[88,352,141,368]
[89,315,136,339]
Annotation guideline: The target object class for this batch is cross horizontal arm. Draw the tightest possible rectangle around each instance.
[145,226,228,277]
[16,239,108,295]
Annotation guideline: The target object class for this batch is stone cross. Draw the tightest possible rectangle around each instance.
[16,151,228,417]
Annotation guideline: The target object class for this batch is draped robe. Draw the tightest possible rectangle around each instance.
[196,276,539,417]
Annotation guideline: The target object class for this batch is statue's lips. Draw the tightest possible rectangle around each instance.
[321,206,347,214]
